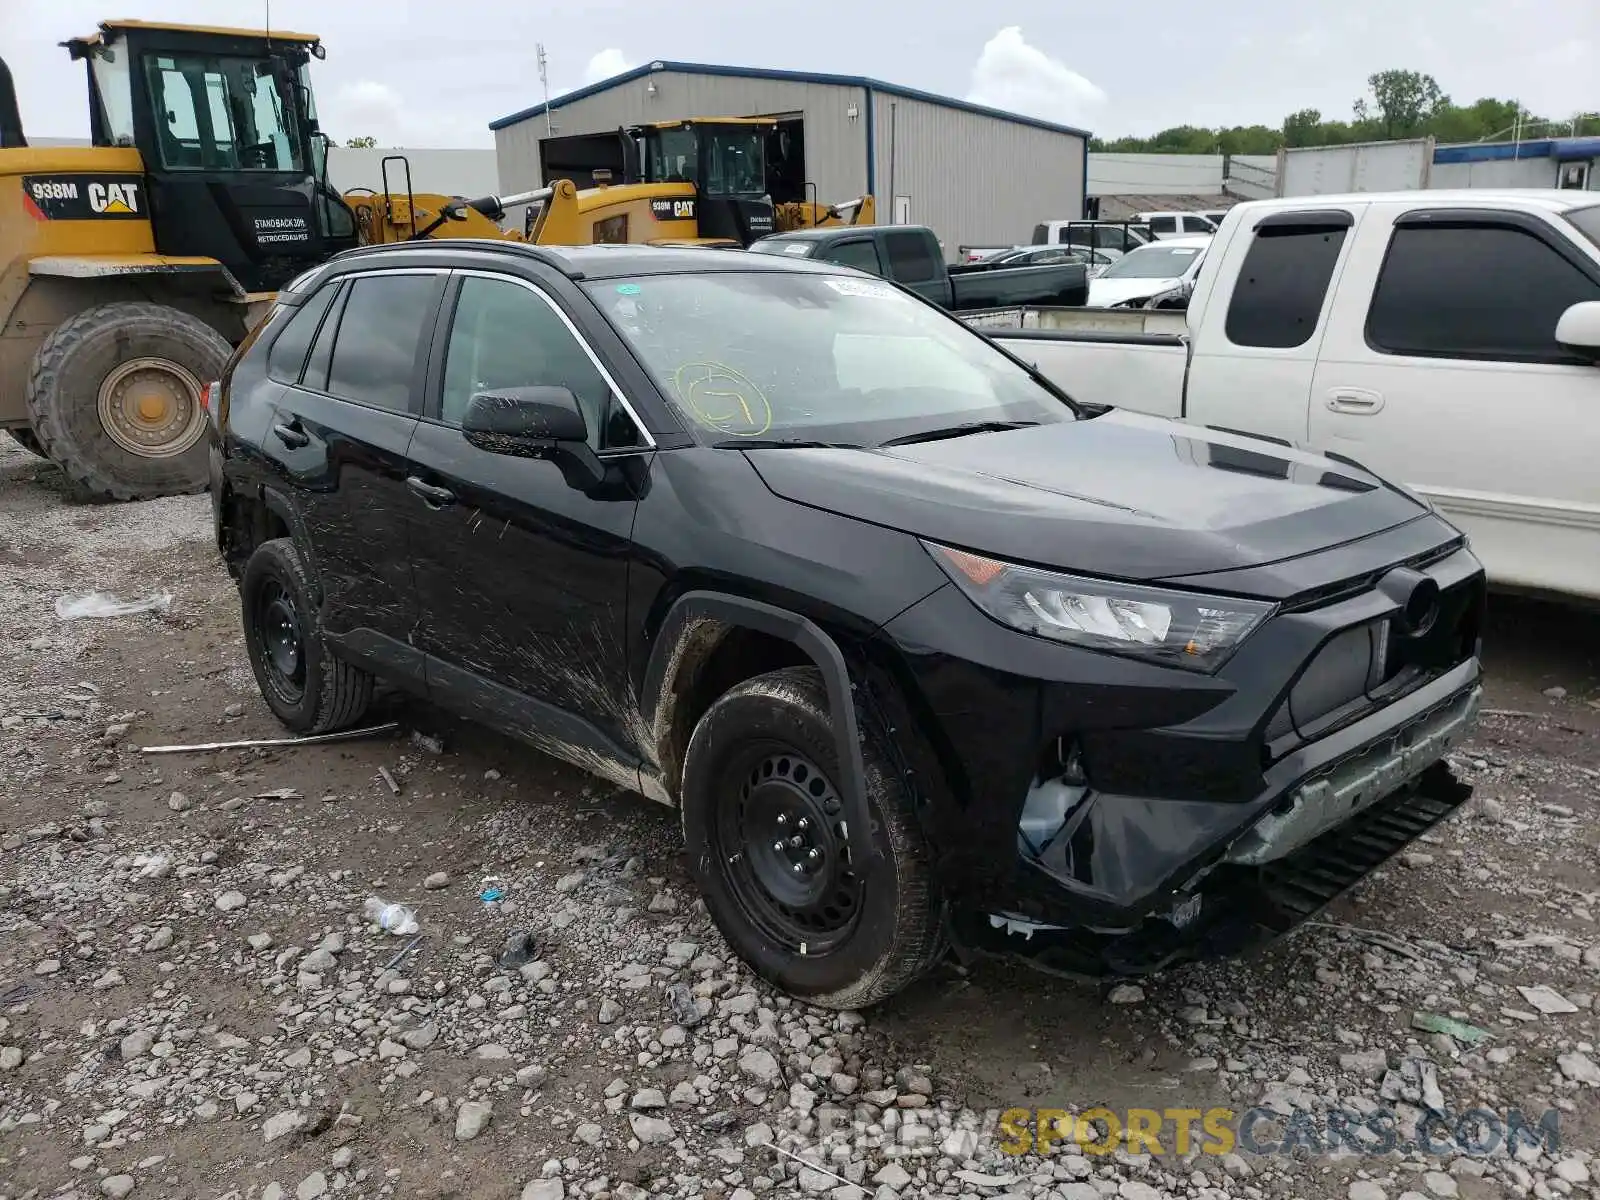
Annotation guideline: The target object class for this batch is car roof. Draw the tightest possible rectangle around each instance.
[311,238,853,283]
[1232,188,1594,215]
[1125,235,1212,250]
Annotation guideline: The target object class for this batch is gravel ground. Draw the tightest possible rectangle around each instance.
[1,437,1597,1200]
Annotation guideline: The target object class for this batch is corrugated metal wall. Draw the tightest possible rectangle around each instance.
[495,71,870,203]
[872,93,1084,254]
[493,71,1087,257]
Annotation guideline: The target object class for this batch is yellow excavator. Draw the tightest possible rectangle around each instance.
[0,20,874,501]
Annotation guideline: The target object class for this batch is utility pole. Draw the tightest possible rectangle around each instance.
[537,44,553,136]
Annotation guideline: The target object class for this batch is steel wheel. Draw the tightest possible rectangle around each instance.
[96,356,207,459]
[253,578,307,701]
[714,745,866,954]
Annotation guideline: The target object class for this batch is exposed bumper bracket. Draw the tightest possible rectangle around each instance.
[1227,684,1481,866]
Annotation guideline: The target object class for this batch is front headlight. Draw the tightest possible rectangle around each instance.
[924,542,1275,672]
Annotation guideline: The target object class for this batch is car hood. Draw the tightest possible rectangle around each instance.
[742,411,1431,586]
[1088,275,1183,306]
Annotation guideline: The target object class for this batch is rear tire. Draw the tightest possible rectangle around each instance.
[680,665,944,1009]
[26,302,231,502]
[241,538,373,734]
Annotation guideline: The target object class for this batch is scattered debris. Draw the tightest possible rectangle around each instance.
[55,591,172,619]
[1516,984,1580,1014]
[1410,1011,1493,1045]
[140,722,400,754]
[377,765,401,795]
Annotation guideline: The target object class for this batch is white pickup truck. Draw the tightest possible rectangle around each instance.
[984,189,1600,603]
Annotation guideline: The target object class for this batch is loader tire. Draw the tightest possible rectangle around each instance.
[5,428,45,457]
[26,302,231,502]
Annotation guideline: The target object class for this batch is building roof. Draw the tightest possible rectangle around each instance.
[490,60,1092,140]
[1434,136,1600,164]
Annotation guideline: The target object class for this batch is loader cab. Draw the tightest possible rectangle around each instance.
[66,20,358,292]
[635,119,777,246]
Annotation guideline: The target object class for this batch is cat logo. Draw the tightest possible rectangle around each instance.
[88,182,139,214]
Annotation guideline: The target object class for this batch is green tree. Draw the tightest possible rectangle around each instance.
[1282,108,1323,148]
[344,135,378,148]
[1354,70,1446,138]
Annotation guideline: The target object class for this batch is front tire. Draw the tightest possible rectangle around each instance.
[240,538,373,734]
[26,302,231,502]
[681,666,944,1009]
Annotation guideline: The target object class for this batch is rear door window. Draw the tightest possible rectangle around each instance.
[1148,216,1178,235]
[1366,221,1600,364]
[1225,220,1350,349]
[882,230,943,283]
[821,239,884,276]
[323,273,443,411]
[267,284,338,384]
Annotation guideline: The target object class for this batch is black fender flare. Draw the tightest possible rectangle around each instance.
[641,590,881,875]
[260,484,326,605]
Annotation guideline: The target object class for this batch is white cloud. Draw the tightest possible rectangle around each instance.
[965,27,1107,130]
[583,49,632,85]
[322,78,489,147]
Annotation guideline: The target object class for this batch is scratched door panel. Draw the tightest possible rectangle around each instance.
[404,419,642,756]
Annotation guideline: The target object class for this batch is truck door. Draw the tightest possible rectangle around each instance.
[1183,207,1357,444]
[1307,203,1600,598]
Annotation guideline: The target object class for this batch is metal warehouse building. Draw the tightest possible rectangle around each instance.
[490,61,1089,255]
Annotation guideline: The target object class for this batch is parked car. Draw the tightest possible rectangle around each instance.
[1033,219,1153,255]
[1087,236,1212,308]
[978,245,1121,277]
[210,238,1484,1007]
[985,190,1600,602]
[749,224,1088,309]
[1133,211,1220,239]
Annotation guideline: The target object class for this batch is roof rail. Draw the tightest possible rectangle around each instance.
[326,238,581,275]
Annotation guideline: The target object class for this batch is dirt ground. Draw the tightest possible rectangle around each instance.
[1,437,1596,1200]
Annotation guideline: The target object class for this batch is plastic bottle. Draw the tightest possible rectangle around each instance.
[363,896,419,935]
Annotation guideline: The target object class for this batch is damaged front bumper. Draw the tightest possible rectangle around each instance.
[949,662,1483,978]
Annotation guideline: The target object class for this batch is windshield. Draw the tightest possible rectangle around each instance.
[585,271,1073,446]
[1567,204,1600,251]
[1100,244,1205,280]
[143,51,304,171]
[705,128,765,196]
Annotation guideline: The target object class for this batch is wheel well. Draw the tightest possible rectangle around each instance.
[219,488,290,578]
[660,626,809,796]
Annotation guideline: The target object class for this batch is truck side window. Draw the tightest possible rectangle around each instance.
[1367,224,1600,364]
[1148,216,1178,235]
[883,230,942,283]
[1225,223,1348,349]
[823,240,884,277]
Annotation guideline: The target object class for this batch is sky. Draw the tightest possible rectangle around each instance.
[8,0,1596,148]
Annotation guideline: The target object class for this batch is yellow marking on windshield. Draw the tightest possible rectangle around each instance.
[673,361,773,437]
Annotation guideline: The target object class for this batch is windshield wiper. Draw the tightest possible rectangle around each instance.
[711,439,862,450]
[878,420,1041,448]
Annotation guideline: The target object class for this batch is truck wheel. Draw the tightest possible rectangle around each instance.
[5,428,45,457]
[26,302,231,502]
[680,665,944,1009]
[240,538,373,734]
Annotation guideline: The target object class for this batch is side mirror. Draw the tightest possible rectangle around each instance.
[461,386,604,491]
[462,385,587,449]
[1555,301,1600,360]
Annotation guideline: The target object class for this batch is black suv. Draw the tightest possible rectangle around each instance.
[210,239,1485,1008]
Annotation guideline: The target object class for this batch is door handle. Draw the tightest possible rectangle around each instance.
[406,475,456,508]
[271,419,310,449]
[1325,388,1385,415]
